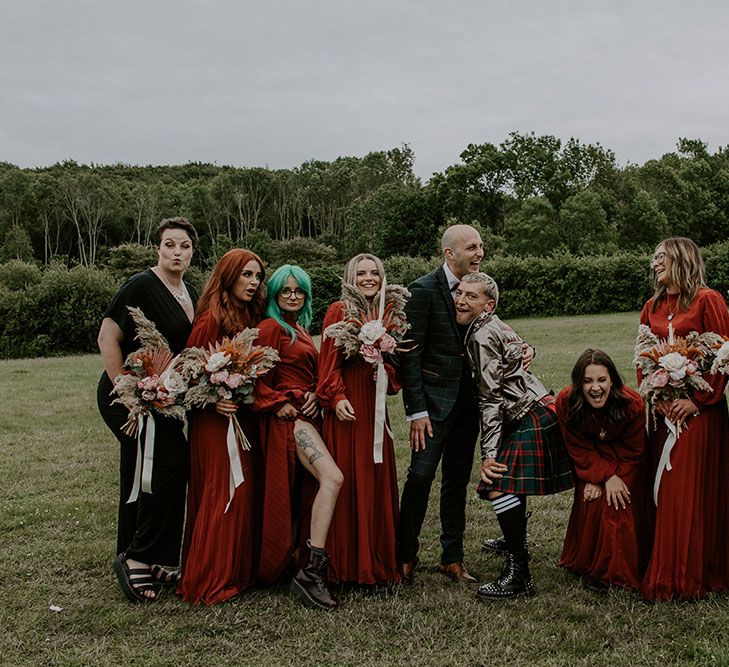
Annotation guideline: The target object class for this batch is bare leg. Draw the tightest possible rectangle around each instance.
[294,420,343,549]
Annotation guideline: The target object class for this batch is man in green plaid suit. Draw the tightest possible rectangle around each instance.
[397,224,485,583]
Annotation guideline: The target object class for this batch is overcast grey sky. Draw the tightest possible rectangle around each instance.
[1,0,727,180]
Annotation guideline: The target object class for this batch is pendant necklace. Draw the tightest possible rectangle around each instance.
[591,413,607,441]
[667,295,678,321]
[154,267,191,306]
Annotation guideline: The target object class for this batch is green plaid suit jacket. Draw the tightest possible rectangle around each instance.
[400,266,470,422]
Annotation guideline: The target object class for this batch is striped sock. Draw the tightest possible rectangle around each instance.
[491,494,526,556]
[491,494,521,515]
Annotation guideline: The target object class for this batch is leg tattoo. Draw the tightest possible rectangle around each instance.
[295,428,325,465]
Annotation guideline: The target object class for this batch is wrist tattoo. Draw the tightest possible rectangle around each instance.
[295,428,325,465]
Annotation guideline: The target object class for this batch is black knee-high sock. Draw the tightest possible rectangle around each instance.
[491,494,526,557]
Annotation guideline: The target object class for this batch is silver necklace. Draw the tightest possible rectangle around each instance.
[154,267,191,306]
[667,294,678,321]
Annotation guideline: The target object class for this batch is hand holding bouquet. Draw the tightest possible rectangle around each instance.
[324,281,411,365]
[323,280,410,464]
[112,307,187,436]
[179,328,279,450]
[633,323,720,432]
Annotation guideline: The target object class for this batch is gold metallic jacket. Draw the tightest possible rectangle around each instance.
[465,311,548,460]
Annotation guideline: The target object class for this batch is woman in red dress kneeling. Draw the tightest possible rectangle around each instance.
[556,349,650,593]
[177,249,265,604]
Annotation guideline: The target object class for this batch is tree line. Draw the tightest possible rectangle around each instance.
[1,133,729,267]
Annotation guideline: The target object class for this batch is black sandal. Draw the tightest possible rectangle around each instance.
[150,564,181,586]
[113,554,160,603]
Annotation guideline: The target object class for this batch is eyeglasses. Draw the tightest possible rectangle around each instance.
[652,252,666,264]
[280,287,306,299]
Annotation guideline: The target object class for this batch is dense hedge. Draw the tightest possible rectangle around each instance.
[3,244,729,359]
[0,263,118,358]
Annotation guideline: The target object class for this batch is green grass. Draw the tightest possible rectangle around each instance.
[1,311,728,666]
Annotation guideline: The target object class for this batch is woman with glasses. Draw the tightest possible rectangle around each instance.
[640,238,729,600]
[253,264,343,610]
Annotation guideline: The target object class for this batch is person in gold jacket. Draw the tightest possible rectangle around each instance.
[456,272,573,599]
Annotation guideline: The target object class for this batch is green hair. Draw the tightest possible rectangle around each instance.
[265,264,313,342]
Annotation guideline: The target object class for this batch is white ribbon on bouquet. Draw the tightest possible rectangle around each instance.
[653,415,681,506]
[127,413,155,503]
[372,279,393,464]
[225,415,245,513]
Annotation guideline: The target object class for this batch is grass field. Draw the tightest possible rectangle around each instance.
[2,311,728,666]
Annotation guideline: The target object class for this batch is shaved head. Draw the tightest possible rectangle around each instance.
[440,224,484,278]
[441,224,479,251]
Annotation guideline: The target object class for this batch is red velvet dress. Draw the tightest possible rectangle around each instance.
[177,311,260,604]
[253,318,319,585]
[556,386,650,590]
[317,301,401,585]
[640,288,729,601]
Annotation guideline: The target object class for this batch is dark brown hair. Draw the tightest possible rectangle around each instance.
[155,217,198,248]
[565,348,630,428]
[196,249,266,336]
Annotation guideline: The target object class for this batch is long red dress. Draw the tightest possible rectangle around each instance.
[556,386,650,590]
[640,287,729,601]
[317,301,401,585]
[177,310,260,604]
[253,318,319,585]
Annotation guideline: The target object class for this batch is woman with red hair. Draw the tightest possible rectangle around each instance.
[177,249,266,604]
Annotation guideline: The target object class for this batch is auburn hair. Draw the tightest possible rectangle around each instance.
[196,249,266,336]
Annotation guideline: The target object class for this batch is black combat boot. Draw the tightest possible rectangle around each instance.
[290,542,338,610]
[475,551,535,600]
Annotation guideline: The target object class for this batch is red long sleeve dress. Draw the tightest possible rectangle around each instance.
[252,318,319,584]
[177,310,260,604]
[639,287,729,601]
[317,301,401,585]
[556,386,650,590]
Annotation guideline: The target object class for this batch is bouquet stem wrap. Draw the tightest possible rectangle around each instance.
[653,415,680,506]
[127,413,156,503]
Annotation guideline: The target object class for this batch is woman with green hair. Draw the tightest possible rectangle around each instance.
[253,264,343,610]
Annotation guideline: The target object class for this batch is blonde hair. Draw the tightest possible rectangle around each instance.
[651,237,706,312]
[461,272,499,309]
[342,253,386,300]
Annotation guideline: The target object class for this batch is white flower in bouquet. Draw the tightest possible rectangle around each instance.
[205,351,230,373]
[358,321,387,345]
[659,352,689,381]
[161,369,186,397]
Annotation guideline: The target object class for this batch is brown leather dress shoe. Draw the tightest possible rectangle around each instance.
[438,561,478,583]
[399,557,419,585]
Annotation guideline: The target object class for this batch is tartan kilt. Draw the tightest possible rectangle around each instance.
[477,398,574,498]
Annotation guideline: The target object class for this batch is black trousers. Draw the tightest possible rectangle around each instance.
[97,374,188,565]
[398,387,479,564]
